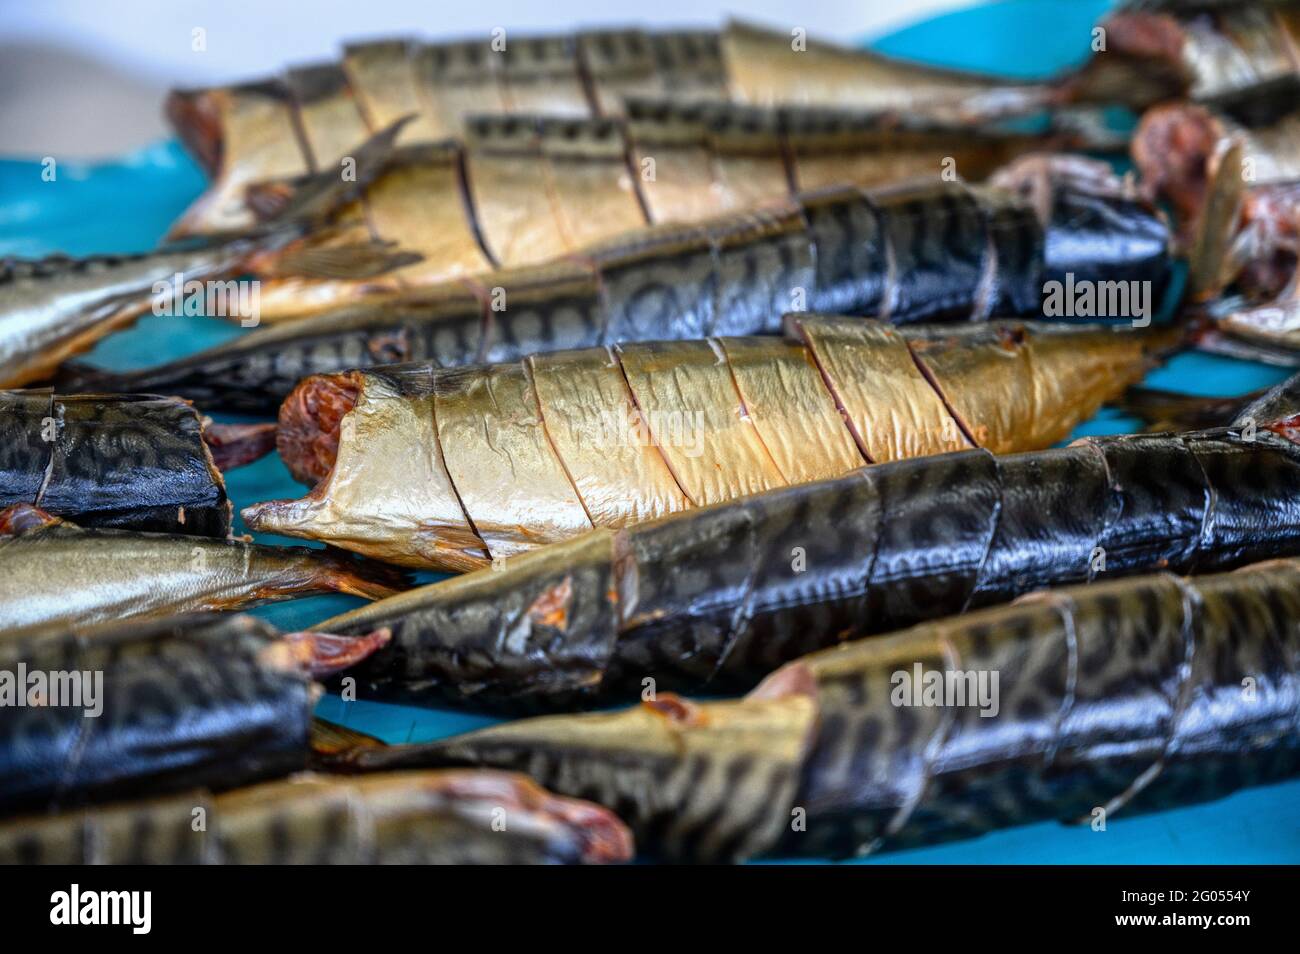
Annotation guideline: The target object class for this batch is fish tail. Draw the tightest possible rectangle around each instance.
[277,627,391,678]
[1186,138,1246,302]
[313,547,411,600]
[240,495,326,539]
[1112,385,1267,433]
[201,422,277,470]
[308,717,386,756]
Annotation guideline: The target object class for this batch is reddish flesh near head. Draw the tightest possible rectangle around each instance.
[277,372,362,486]
[1132,102,1223,235]
[164,89,223,178]
[1102,11,1186,65]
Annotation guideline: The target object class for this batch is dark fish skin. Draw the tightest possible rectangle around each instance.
[329,556,1300,862]
[0,390,231,536]
[79,169,1171,414]
[0,614,387,816]
[0,770,634,865]
[316,374,1300,712]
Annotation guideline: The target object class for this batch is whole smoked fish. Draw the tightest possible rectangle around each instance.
[167,19,1084,235]
[168,104,1087,324]
[331,557,1300,861]
[82,159,1171,413]
[246,314,1175,570]
[312,371,1300,710]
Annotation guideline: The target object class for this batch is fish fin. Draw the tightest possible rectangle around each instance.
[51,359,104,390]
[201,421,278,470]
[261,239,422,280]
[1193,324,1300,367]
[1111,385,1268,432]
[249,116,413,228]
[276,627,391,678]
[309,717,387,756]
[244,179,303,221]
[317,547,412,600]
[0,503,62,536]
[1231,370,1300,433]
[1187,138,1246,301]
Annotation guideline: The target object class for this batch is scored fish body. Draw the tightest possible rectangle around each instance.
[183,104,1073,324]
[0,613,390,815]
[0,503,406,635]
[0,123,421,391]
[332,556,1300,862]
[82,169,1171,413]
[0,390,232,536]
[167,20,1074,236]
[311,378,1300,710]
[0,770,633,865]
[246,315,1175,570]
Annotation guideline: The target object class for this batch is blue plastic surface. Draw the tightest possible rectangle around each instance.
[1,0,1296,863]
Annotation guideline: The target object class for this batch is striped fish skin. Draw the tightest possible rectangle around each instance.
[246,315,1171,570]
[174,103,1076,325]
[166,20,1070,236]
[0,245,255,390]
[332,556,1300,862]
[0,503,407,635]
[0,771,633,865]
[92,168,1171,414]
[0,124,420,392]
[0,614,388,816]
[313,407,1300,712]
[0,390,231,536]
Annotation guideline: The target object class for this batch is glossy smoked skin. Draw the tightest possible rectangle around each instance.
[333,556,1300,862]
[0,770,634,865]
[315,419,1300,712]
[0,615,314,815]
[86,172,1170,414]
[250,316,1169,570]
[0,390,231,536]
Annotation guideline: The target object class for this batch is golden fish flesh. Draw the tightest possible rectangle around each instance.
[244,314,1175,571]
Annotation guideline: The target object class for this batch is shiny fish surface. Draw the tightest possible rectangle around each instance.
[315,375,1300,711]
[0,126,420,390]
[245,315,1174,570]
[167,20,1068,235]
[0,390,232,536]
[332,556,1300,861]
[0,503,406,635]
[0,771,632,865]
[84,166,1171,413]
[171,104,1075,324]
[0,614,389,815]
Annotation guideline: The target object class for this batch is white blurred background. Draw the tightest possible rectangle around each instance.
[0,0,976,158]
